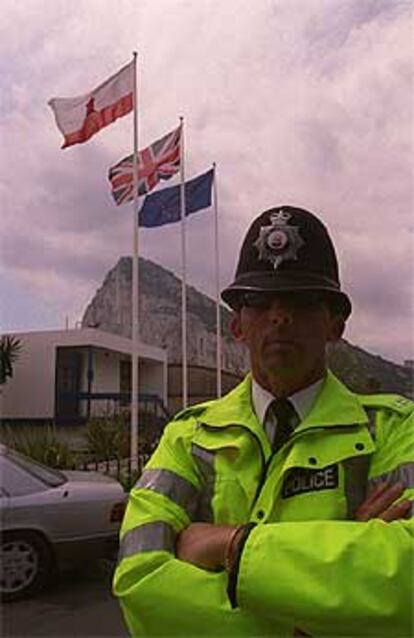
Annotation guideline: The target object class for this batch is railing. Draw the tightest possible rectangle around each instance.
[77,453,151,490]
[54,393,171,489]
[78,454,150,475]
[56,391,170,425]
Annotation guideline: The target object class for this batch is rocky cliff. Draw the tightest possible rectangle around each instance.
[82,257,413,398]
[82,256,249,376]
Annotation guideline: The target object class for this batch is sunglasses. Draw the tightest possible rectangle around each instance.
[232,291,329,311]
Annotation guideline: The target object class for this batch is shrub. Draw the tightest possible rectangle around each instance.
[83,412,160,461]
[83,414,130,460]
[0,424,75,468]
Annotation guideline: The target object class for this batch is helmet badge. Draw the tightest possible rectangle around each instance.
[253,209,304,269]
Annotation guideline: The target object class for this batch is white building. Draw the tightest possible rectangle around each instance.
[1,329,168,424]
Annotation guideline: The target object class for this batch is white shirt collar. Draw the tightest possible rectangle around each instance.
[251,375,325,427]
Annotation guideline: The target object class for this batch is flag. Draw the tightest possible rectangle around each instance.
[139,168,214,228]
[108,125,181,206]
[48,61,134,149]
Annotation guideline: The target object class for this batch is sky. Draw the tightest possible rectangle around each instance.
[1,0,413,365]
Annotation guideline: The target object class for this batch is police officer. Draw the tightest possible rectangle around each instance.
[114,206,413,637]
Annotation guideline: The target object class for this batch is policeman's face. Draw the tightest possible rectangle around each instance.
[230,292,344,392]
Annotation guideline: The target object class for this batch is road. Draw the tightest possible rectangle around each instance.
[3,560,128,638]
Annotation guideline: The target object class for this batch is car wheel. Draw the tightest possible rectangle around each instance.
[0,532,53,602]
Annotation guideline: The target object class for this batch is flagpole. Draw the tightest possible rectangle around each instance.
[179,116,188,408]
[213,163,222,398]
[116,260,121,329]
[131,51,140,465]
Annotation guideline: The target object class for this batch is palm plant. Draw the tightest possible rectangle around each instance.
[0,335,23,385]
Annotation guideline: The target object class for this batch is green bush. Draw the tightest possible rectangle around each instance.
[0,425,75,468]
[83,413,159,461]
[84,414,130,460]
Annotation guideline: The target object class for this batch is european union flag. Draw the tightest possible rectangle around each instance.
[139,168,214,228]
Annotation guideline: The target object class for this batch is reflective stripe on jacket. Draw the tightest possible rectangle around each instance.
[113,371,414,637]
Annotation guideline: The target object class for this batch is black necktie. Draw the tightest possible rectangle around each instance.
[268,398,299,453]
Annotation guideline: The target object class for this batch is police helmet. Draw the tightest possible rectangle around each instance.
[221,205,352,319]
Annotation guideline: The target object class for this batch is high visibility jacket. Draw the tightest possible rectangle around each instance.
[113,371,414,637]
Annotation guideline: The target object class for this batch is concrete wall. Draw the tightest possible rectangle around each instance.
[1,333,56,419]
[90,349,121,394]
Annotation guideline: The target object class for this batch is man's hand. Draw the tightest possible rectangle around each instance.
[176,523,237,571]
[355,481,412,522]
[176,483,411,571]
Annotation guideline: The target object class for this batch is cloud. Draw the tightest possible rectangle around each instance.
[1,0,412,363]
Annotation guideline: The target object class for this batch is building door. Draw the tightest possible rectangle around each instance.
[55,348,82,422]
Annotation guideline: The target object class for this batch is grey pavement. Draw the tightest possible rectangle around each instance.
[2,560,128,638]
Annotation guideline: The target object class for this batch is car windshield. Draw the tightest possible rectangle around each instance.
[6,448,67,488]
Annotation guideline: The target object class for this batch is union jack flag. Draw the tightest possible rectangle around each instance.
[108,124,181,206]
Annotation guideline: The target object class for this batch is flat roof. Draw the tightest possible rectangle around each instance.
[4,328,167,363]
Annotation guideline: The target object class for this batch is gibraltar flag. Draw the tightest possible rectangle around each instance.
[48,61,134,149]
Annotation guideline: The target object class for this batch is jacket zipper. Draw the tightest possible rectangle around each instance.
[230,424,268,511]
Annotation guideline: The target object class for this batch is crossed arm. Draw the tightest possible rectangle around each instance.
[176,481,412,572]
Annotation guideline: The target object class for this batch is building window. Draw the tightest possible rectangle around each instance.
[199,337,205,359]
[119,360,131,405]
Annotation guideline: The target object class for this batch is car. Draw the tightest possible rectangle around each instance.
[0,444,126,601]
